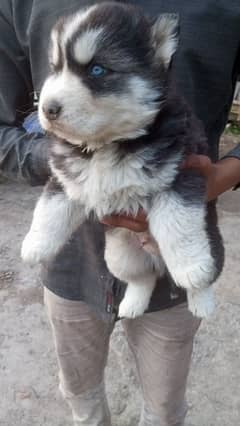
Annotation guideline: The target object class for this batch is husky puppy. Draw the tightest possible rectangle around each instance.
[22,2,224,318]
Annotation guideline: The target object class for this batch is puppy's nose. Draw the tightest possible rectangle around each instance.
[42,101,62,120]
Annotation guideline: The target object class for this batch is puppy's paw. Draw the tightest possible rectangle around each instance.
[187,287,215,318]
[119,298,146,319]
[118,292,150,319]
[171,257,216,291]
[21,231,57,265]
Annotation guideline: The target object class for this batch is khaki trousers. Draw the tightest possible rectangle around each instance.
[44,287,200,426]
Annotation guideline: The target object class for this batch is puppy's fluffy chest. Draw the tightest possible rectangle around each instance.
[50,141,180,218]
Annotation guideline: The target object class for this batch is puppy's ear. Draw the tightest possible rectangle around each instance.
[151,14,179,68]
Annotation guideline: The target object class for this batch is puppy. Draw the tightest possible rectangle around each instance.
[22,2,224,318]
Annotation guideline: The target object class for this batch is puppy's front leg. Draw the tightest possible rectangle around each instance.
[21,178,85,264]
[148,173,221,317]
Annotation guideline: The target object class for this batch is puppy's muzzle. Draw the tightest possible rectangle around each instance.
[42,100,62,121]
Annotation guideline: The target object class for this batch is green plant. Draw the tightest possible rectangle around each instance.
[225,122,240,136]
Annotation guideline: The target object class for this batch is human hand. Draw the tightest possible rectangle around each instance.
[101,211,158,254]
[101,208,148,233]
[101,154,240,232]
[182,154,240,201]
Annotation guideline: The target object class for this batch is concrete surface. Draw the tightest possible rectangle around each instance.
[0,181,240,426]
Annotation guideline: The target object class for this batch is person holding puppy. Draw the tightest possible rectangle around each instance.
[0,1,240,425]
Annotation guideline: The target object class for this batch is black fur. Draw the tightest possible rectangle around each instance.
[48,2,224,287]
[61,2,166,96]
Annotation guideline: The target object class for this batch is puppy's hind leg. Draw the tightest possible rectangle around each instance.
[118,274,157,319]
[105,229,164,318]
[21,177,85,264]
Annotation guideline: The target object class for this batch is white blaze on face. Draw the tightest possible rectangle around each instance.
[49,6,98,68]
[62,6,98,44]
[50,28,61,67]
[73,28,103,65]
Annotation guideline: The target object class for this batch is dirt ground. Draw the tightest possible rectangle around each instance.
[0,136,240,426]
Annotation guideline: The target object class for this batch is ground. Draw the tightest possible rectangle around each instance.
[0,136,240,426]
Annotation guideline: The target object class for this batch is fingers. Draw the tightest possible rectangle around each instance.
[182,154,213,177]
[101,212,148,232]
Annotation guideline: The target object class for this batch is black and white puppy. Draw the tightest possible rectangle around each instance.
[22,2,224,318]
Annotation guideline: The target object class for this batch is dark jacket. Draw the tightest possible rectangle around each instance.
[1,0,240,319]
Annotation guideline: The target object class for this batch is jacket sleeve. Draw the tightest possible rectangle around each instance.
[0,5,50,186]
[222,144,240,160]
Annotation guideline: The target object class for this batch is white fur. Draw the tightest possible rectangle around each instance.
[63,6,97,44]
[50,28,61,67]
[24,5,215,319]
[21,191,83,264]
[39,70,160,149]
[151,14,179,67]
[187,287,215,318]
[52,142,72,156]
[39,5,162,148]
[23,155,215,318]
[73,28,103,64]
[148,192,216,316]
[50,145,181,217]
[50,8,98,67]
[105,228,164,318]
[105,229,165,282]
[118,277,156,318]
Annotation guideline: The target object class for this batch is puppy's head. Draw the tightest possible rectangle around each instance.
[39,2,178,149]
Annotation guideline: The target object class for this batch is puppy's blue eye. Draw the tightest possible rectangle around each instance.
[89,65,106,77]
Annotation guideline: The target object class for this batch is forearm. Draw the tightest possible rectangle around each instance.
[0,6,51,186]
[207,157,240,201]
[0,125,50,186]
[218,156,240,189]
